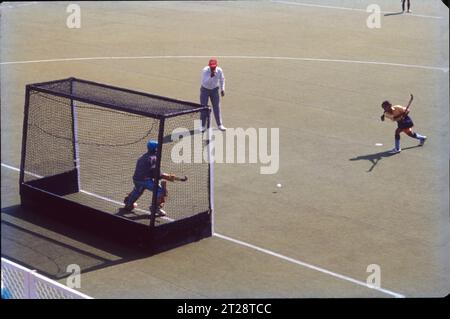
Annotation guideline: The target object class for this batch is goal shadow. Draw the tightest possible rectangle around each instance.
[1,205,150,280]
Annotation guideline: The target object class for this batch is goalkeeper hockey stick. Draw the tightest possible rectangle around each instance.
[173,175,188,182]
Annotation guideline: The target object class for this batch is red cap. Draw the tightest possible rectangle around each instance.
[208,58,218,68]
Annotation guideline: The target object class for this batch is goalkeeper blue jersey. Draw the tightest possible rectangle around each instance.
[133,152,157,181]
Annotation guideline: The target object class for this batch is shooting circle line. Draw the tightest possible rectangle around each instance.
[0,55,448,73]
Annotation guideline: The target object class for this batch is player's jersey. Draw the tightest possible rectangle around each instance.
[384,105,406,121]
[133,152,158,181]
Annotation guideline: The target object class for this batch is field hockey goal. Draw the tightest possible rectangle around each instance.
[20,77,212,251]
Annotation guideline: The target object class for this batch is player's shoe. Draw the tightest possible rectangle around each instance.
[419,136,427,146]
[124,202,137,212]
[390,148,401,154]
[123,194,137,211]
[151,207,167,217]
[155,209,167,217]
[407,9,412,13]
[218,125,227,131]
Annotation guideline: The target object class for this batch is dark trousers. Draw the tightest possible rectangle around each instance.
[200,86,223,128]
[402,0,410,11]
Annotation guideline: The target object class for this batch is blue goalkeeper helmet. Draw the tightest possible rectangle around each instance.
[147,140,158,152]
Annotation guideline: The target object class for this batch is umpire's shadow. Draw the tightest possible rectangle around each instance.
[384,12,404,17]
[349,145,421,172]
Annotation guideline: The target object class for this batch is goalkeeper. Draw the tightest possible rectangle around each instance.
[124,140,180,217]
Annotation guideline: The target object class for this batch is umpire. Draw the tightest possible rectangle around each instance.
[200,58,226,132]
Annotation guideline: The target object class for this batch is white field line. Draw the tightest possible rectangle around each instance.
[214,232,405,298]
[1,163,42,178]
[1,163,21,173]
[0,55,447,72]
[0,1,445,20]
[2,162,405,297]
[0,163,172,219]
[271,0,446,20]
[79,189,176,223]
[79,190,147,214]
[0,2,39,9]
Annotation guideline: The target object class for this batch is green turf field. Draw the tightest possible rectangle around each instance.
[1,1,449,298]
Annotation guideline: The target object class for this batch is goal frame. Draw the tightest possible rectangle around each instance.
[19,77,213,252]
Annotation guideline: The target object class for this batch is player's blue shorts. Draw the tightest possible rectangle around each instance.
[133,179,164,199]
[397,115,414,129]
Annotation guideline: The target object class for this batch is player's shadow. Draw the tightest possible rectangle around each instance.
[1,205,152,280]
[115,208,166,225]
[384,12,404,17]
[349,150,396,172]
[349,145,421,172]
[115,208,150,221]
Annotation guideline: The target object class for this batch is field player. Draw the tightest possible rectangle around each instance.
[381,94,427,153]
[124,140,177,217]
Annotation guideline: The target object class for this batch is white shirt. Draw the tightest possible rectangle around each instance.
[201,66,225,91]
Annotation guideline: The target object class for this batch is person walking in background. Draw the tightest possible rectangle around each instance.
[200,58,226,132]
[402,0,412,13]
